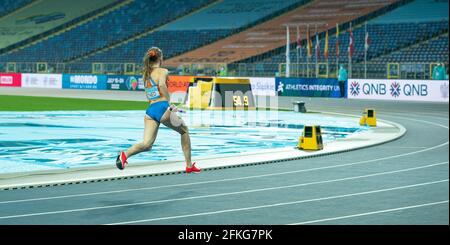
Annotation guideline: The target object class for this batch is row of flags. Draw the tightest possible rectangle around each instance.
[293,23,370,59]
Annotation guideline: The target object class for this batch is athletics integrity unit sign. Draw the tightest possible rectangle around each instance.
[275,78,341,98]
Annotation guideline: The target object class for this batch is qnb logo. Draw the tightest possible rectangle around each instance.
[362,83,387,95]
[349,81,360,96]
[403,83,428,97]
[390,82,401,97]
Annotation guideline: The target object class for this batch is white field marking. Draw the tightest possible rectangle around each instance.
[310,109,448,121]
[106,179,449,225]
[376,146,428,149]
[0,139,448,205]
[380,110,449,119]
[0,162,447,220]
[387,113,449,121]
[369,111,448,121]
[287,200,449,225]
[312,106,448,119]
[319,110,449,129]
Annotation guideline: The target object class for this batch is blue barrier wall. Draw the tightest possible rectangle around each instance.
[58,74,346,99]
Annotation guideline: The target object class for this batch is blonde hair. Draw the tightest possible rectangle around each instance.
[143,47,163,82]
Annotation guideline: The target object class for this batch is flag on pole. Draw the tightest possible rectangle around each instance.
[324,29,329,59]
[348,25,354,58]
[296,26,301,50]
[307,25,312,58]
[336,23,340,57]
[315,29,320,59]
[286,25,290,77]
[364,26,370,52]
[364,22,369,79]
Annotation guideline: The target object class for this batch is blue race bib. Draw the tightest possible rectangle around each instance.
[145,79,161,100]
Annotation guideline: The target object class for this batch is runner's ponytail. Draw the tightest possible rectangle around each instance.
[143,47,163,83]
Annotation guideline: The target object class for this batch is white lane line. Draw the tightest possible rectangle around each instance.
[0,162,447,220]
[381,114,449,129]
[287,200,449,225]
[0,138,447,205]
[106,180,449,225]
[381,112,449,121]
[317,107,449,119]
[312,108,449,120]
[375,146,428,149]
[321,110,449,129]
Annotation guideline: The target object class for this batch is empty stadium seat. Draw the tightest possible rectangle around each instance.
[0,0,32,17]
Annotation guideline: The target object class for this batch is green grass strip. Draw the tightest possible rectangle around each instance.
[0,95,149,111]
[0,95,319,113]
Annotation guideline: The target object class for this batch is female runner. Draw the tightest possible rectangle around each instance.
[116,47,201,173]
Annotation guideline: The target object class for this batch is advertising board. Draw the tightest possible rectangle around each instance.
[21,73,62,88]
[275,78,340,98]
[62,74,107,90]
[347,79,449,102]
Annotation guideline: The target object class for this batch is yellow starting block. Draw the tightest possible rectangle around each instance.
[298,125,323,151]
[359,108,377,127]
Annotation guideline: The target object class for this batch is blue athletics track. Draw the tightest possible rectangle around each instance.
[0,96,447,225]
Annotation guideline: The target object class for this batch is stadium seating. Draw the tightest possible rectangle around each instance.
[249,21,449,75]
[0,0,213,62]
[372,34,449,63]
[82,30,232,64]
[370,0,449,23]
[0,0,32,17]
[240,0,449,75]
[76,0,307,65]
[0,0,307,64]
[0,0,448,78]
[163,0,399,68]
[161,0,305,31]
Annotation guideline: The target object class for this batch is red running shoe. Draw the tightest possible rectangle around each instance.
[116,151,128,170]
[186,162,201,173]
